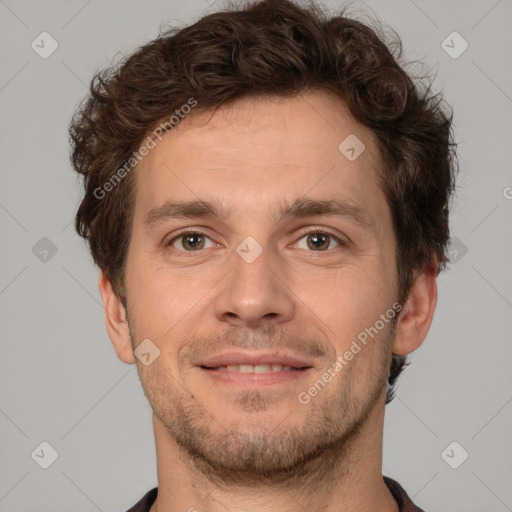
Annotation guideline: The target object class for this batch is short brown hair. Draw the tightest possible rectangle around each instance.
[69,0,458,403]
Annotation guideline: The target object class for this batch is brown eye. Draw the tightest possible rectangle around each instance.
[181,233,205,250]
[168,232,215,252]
[295,231,344,252]
[306,233,330,251]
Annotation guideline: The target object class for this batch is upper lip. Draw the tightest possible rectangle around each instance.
[197,350,315,369]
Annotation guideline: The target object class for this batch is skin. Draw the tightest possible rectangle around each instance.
[99,91,438,512]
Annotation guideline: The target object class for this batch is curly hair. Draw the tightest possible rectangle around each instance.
[68,0,458,404]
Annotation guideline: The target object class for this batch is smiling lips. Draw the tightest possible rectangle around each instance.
[208,363,300,372]
[198,350,314,372]
[197,350,314,386]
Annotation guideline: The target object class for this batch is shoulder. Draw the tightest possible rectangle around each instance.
[125,487,158,512]
[384,476,426,512]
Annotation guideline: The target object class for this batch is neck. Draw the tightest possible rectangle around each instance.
[149,391,398,512]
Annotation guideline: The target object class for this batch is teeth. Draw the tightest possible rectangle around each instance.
[214,364,296,372]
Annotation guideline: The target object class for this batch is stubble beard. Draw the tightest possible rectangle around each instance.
[132,321,395,488]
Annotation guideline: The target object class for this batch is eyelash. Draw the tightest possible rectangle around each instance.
[165,228,347,258]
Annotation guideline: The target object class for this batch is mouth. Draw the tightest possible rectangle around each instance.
[198,365,312,386]
[196,351,314,387]
[201,364,308,372]
[197,350,314,370]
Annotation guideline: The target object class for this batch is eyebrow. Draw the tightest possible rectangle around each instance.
[144,196,373,232]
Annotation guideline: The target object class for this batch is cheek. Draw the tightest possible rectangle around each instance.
[298,260,394,339]
[125,259,221,365]
[126,256,195,319]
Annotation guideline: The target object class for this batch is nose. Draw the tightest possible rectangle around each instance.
[214,243,295,330]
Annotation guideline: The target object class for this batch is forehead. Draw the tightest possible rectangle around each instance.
[131,91,387,229]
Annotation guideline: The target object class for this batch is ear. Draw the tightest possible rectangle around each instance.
[98,271,136,364]
[392,260,438,356]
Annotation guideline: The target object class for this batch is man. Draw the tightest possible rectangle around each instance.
[68,0,457,510]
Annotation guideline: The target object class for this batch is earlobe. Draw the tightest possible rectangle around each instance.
[392,261,438,356]
[98,271,136,364]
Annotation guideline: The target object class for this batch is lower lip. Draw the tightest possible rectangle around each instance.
[198,367,312,386]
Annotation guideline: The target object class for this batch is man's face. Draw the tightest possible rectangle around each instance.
[123,92,400,480]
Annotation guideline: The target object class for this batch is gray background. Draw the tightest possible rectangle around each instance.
[1,0,511,510]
